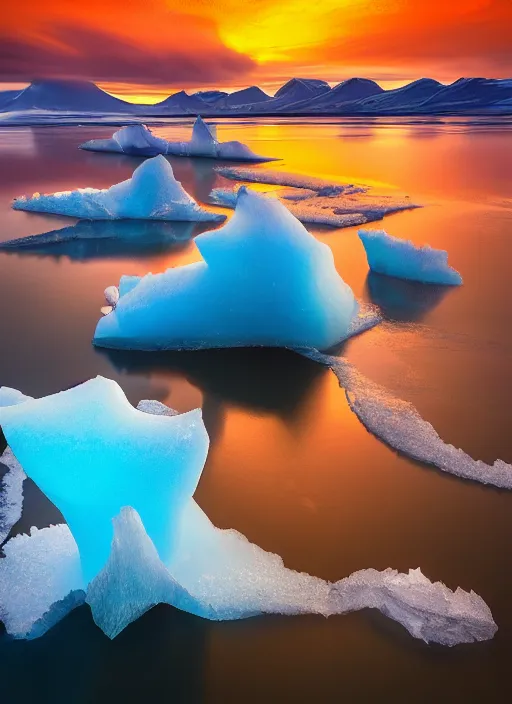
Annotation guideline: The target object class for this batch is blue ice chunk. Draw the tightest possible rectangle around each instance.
[0,377,209,583]
[94,188,358,351]
[81,118,276,162]
[12,156,224,222]
[358,229,462,285]
[86,507,209,638]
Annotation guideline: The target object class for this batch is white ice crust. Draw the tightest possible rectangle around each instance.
[303,349,512,488]
[212,168,419,228]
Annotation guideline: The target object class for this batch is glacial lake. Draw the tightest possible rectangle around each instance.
[0,118,511,702]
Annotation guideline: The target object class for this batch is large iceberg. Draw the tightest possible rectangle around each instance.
[94,188,358,351]
[0,382,497,644]
[80,118,276,162]
[359,229,463,285]
[0,377,209,583]
[303,349,512,489]
[212,167,419,228]
[12,156,224,222]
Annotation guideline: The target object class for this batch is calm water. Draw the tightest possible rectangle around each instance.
[0,119,511,703]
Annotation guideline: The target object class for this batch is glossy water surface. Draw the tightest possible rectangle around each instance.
[0,118,511,703]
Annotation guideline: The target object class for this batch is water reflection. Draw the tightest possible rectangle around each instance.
[0,220,196,261]
[0,604,207,704]
[365,271,452,322]
[101,346,327,441]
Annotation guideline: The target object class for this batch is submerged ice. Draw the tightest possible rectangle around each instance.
[0,219,196,256]
[81,118,275,162]
[94,188,358,351]
[359,229,463,285]
[12,156,224,222]
[213,167,419,228]
[0,381,498,645]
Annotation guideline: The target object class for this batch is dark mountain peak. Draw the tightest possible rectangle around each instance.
[275,78,330,98]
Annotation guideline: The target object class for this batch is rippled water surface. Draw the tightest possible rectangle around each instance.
[0,118,511,703]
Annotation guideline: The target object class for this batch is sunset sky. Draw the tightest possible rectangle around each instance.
[2,0,511,102]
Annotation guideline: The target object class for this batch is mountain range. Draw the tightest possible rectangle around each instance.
[1,77,511,117]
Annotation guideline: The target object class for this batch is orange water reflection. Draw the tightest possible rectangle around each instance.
[0,120,511,699]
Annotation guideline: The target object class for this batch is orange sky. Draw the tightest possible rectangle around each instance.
[2,0,511,101]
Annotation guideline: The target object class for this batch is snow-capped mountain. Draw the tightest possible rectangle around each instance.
[212,86,270,110]
[191,90,228,104]
[0,90,22,109]
[2,80,135,113]
[343,78,443,114]
[286,78,383,112]
[414,78,512,113]
[147,90,209,114]
[242,78,331,113]
[0,77,511,119]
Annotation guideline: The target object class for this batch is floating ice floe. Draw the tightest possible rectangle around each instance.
[0,219,196,258]
[359,229,463,285]
[302,349,512,489]
[93,188,359,351]
[12,156,224,222]
[0,381,497,644]
[212,167,419,228]
[80,118,276,162]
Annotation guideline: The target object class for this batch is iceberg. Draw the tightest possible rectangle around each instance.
[94,188,358,351]
[0,377,209,583]
[359,229,463,285]
[12,156,224,222]
[0,382,498,645]
[81,118,276,162]
[213,168,419,228]
[303,349,512,489]
[80,124,170,156]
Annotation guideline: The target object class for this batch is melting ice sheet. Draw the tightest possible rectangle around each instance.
[212,167,419,228]
[0,383,498,645]
[11,156,224,222]
[302,349,512,489]
[358,229,462,285]
[80,119,276,162]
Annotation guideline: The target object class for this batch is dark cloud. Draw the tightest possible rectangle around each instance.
[0,20,254,85]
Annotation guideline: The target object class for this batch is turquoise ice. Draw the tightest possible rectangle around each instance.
[94,188,358,351]
[0,377,209,583]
